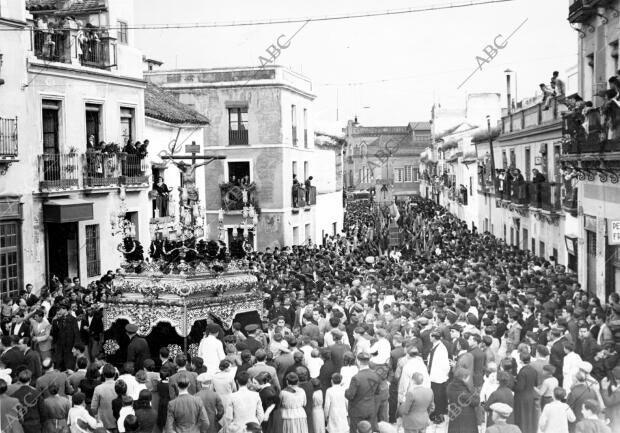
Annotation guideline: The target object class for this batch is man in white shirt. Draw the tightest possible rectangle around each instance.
[226,371,264,426]
[353,327,371,356]
[198,324,225,375]
[428,331,450,423]
[117,362,140,402]
[370,329,392,367]
[562,340,582,392]
[324,317,350,347]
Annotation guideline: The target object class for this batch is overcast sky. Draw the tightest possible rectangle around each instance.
[133,0,577,134]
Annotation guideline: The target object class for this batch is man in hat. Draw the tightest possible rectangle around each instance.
[346,352,381,433]
[487,403,521,433]
[126,323,150,371]
[51,300,80,371]
[198,324,225,376]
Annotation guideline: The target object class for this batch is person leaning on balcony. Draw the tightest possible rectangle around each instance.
[305,176,313,202]
[293,175,300,207]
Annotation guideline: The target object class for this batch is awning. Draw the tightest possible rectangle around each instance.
[43,199,93,223]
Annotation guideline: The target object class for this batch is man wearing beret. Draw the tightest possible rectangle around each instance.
[486,403,521,433]
[345,352,381,433]
[126,323,150,371]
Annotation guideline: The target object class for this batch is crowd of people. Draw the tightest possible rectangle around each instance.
[0,195,619,433]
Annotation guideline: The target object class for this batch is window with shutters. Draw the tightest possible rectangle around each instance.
[404,166,412,182]
[394,168,404,183]
[86,225,100,277]
[117,21,128,45]
[0,222,21,296]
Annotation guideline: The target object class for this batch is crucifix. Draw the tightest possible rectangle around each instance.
[160,143,225,207]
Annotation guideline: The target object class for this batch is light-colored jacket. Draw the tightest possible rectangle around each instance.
[226,386,264,426]
[399,385,434,432]
[538,400,575,433]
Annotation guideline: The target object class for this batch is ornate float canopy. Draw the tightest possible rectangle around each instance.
[105,266,262,336]
[105,148,263,338]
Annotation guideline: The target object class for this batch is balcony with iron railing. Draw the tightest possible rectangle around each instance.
[527,182,562,212]
[562,110,620,156]
[33,29,117,71]
[119,153,149,186]
[0,117,18,159]
[79,36,117,70]
[38,153,80,191]
[220,184,258,212]
[292,185,316,210]
[83,152,120,188]
[568,0,597,24]
[229,128,248,145]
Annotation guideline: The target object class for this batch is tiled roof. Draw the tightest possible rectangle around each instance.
[145,82,209,126]
[408,121,431,130]
[27,0,106,13]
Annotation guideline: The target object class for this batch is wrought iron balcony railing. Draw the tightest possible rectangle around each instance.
[229,129,248,145]
[83,152,120,188]
[119,153,149,186]
[38,152,80,191]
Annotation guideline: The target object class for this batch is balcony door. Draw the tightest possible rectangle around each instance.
[42,101,60,154]
[46,222,79,283]
[86,104,102,145]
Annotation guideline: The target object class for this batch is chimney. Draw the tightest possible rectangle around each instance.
[506,73,512,115]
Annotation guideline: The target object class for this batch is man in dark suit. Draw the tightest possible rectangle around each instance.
[75,309,89,346]
[51,300,80,371]
[196,374,224,433]
[467,334,487,389]
[169,354,199,400]
[11,369,40,433]
[10,311,30,339]
[548,327,567,387]
[328,330,350,370]
[126,323,150,371]
[165,373,209,433]
[0,378,23,433]
[345,352,381,433]
[35,358,73,398]
[19,337,42,382]
[576,321,600,364]
[1,335,25,375]
[237,324,263,355]
[87,305,104,361]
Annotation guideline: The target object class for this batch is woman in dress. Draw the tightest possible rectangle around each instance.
[153,177,173,217]
[280,372,308,433]
[311,379,325,433]
[78,364,101,409]
[255,372,282,433]
[324,373,348,433]
[339,352,358,391]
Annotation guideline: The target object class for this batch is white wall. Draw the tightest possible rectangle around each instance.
[315,191,344,241]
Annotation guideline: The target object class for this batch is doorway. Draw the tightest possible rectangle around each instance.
[46,223,79,282]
